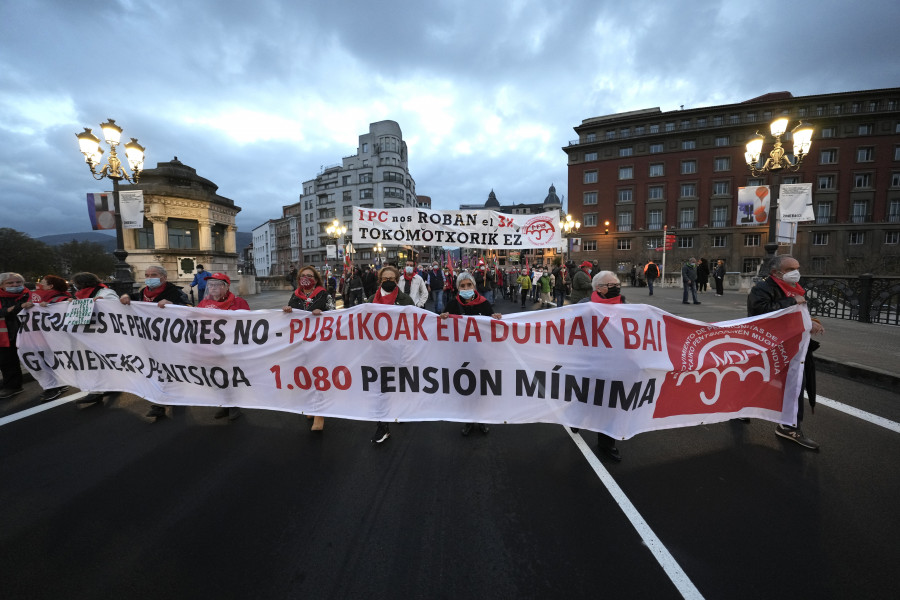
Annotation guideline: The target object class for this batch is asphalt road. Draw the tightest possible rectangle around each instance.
[2,295,898,600]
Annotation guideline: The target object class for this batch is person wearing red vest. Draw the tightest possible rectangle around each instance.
[0,272,29,399]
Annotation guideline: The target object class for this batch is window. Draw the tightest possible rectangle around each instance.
[647,237,662,249]
[851,201,868,223]
[889,200,900,222]
[782,176,799,185]
[342,176,350,185]
[818,175,836,190]
[619,147,633,157]
[648,185,664,200]
[618,166,633,180]
[681,160,697,174]
[584,170,598,184]
[665,122,675,132]
[712,235,727,247]
[212,224,226,252]
[648,209,663,230]
[858,124,873,135]
[892,173,900,188]
[743,258,762,273]
[811,257,829,273]
[583,240,597,251]
[712,206,728,227]
[617,239,632,250]
[813,232,830,246]
[617,212,633,231]
[857,147,874,162]
[359,173,373,183]
[885,232,900,245]
[729,114,741,124]
[584,213,598,227]
[851,102,861,113]
[816,202,833,224]
[342,205,354,216]
[854,173,872,189]
[585,152,598,161]
[682,140,696,150]
[617,189,633,203]
[679,208,695,228]
[583,191,598,205]
[680,183,696,198]
[746,112,757,122]
[894,145,900,160]
[650,143,663,153]
[650,124,660,134]
[343,190,352,202]
[820,126,836,138]
[697,118,706,127]
[744,234,761,247]
[849,232,865,245]
[820,149,837,164]
[135,218,155,249]
[586,133,596,142]
[362,143,368,153]
[747,178,764,186]
[649,163,664,177]
[606,130,616,140]
[635,126,645,135]
[681,120,691,130]
[360,189,373,200]
[167,218,199,250]
[714,157,731,171]
[620,128,631,137]
[715,136,730,147]
[678,236,694,249]
[713,181,730,196]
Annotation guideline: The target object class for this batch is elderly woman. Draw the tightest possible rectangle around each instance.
[20,275,73,402]
[576,270,625,461]
[283,266,334,430]
[0,272,29,399]
[366,265,415,445]
[440,271,502,436]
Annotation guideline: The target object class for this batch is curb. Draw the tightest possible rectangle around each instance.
[815,356,900,391]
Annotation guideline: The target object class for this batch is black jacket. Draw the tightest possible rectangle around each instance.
[445,295,495,316]
[128,282,189,305]
[288,289,332,312]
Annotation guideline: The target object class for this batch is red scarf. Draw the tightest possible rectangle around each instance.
[458,291,487,306]
[141,284,167,302]
[198,292,236,310]
[771,277,805,298]
[590,292,623,304]
[294,285,326,302]
[31,289,71,304]
[75,284,108,300]
[373,287,399,305]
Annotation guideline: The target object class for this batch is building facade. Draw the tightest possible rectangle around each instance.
[120,157,241,282]
[298,120,418,267]
[564,88,900,276]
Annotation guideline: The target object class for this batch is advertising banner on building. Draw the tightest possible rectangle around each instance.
[18,301,809,440]
[352,207,561,250]
[778,183,815,223]
[737,186,770,226]
[119,190,145,229]
[86,192,116,230]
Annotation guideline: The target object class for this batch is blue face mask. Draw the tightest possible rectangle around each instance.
[5,285,24,294]
[459,289,475,300]
[145,278,162,288]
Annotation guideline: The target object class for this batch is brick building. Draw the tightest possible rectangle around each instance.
[564,88,900,277]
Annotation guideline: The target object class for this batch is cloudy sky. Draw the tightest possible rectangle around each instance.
[2,0,898,239]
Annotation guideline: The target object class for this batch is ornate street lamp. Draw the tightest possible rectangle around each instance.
[373,242,385,266]
[562,213,581,263]
[325,219,347,266]
[744,118,814,264]
[76,119,146,295]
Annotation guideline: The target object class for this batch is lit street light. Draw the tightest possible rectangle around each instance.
[562,213,581,263]
[744,118,814,265]
[76,119,146,295]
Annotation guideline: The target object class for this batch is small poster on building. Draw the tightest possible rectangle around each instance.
[737,186,770,226]
[119,190,145,229]
[778,183,814,223]
[86,192,116,230]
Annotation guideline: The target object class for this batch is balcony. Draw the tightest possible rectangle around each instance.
[850,214,872,224]
[887,214,900,223]
[617,225,633,232]
[647,223,663,230]
[815,216,836,224]
[678,221,696,229]
[711,220,728,228]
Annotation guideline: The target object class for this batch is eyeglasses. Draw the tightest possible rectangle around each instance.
[600,282,620,288]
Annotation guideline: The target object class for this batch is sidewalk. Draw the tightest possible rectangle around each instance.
[245,286,900,390]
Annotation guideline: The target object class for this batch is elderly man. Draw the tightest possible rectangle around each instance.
[0,272,29,399]
[575,270,625,461]
[748,255,825,450]
[682,257,701,305]
[121,266,189,419]
[400,260,429,308]
[569,261,594,304]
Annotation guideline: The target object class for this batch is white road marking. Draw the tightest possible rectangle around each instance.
[566,426,705,600]
[0,391,88,427]
[812,394,900,433]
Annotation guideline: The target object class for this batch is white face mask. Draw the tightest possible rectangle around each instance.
[782,270,801,284]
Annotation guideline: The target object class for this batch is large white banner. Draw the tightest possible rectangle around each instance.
[352,206,561,249]
[17,302,810,440]
[778,183,814,223]
[118,190,145,229]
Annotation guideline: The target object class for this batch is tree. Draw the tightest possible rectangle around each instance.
[0,228,58,281]
[55,240,116,278]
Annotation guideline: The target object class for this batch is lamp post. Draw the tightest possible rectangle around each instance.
[76,119,146,295]
[744,118,814,267]
[373,242,385,266]
[562,213,581,264]
[325,218,347,265]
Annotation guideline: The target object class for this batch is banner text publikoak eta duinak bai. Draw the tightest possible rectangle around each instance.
[17,301,810,440]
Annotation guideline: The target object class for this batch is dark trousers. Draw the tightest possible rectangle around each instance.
[647,278,655,295]
[0,346,23,389]
[715,278,724,295]
[521,289,529,307]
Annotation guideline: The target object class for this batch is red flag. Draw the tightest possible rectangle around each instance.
[446,251,455,287]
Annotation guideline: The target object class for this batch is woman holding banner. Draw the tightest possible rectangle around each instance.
[283,266,335,431]
[440,271,502,436]
[21,274,73,403]
[0,272,29,400]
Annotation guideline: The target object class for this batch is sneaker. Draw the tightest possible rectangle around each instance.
[775,425,819,450]
[461,423,473,436]
[478,423,490,434]
[371,422,390,444]
[145,404,166,419]
[603,445,622,462]
[228,407,242,421]
[0,387,25,399]
[214,407,229,419]
[693,301,701,304]
[40,386,70,403]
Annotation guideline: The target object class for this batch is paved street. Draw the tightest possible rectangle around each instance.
[1,285,898,599]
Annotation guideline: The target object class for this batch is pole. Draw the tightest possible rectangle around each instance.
[758,175,780,277]
[661,225,667,289]
[110,178,135,296]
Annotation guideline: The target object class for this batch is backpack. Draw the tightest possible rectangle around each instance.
[647,264,660,278]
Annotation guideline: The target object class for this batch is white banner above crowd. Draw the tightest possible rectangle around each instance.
[351,206,561,249]
[18,302,810,440]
